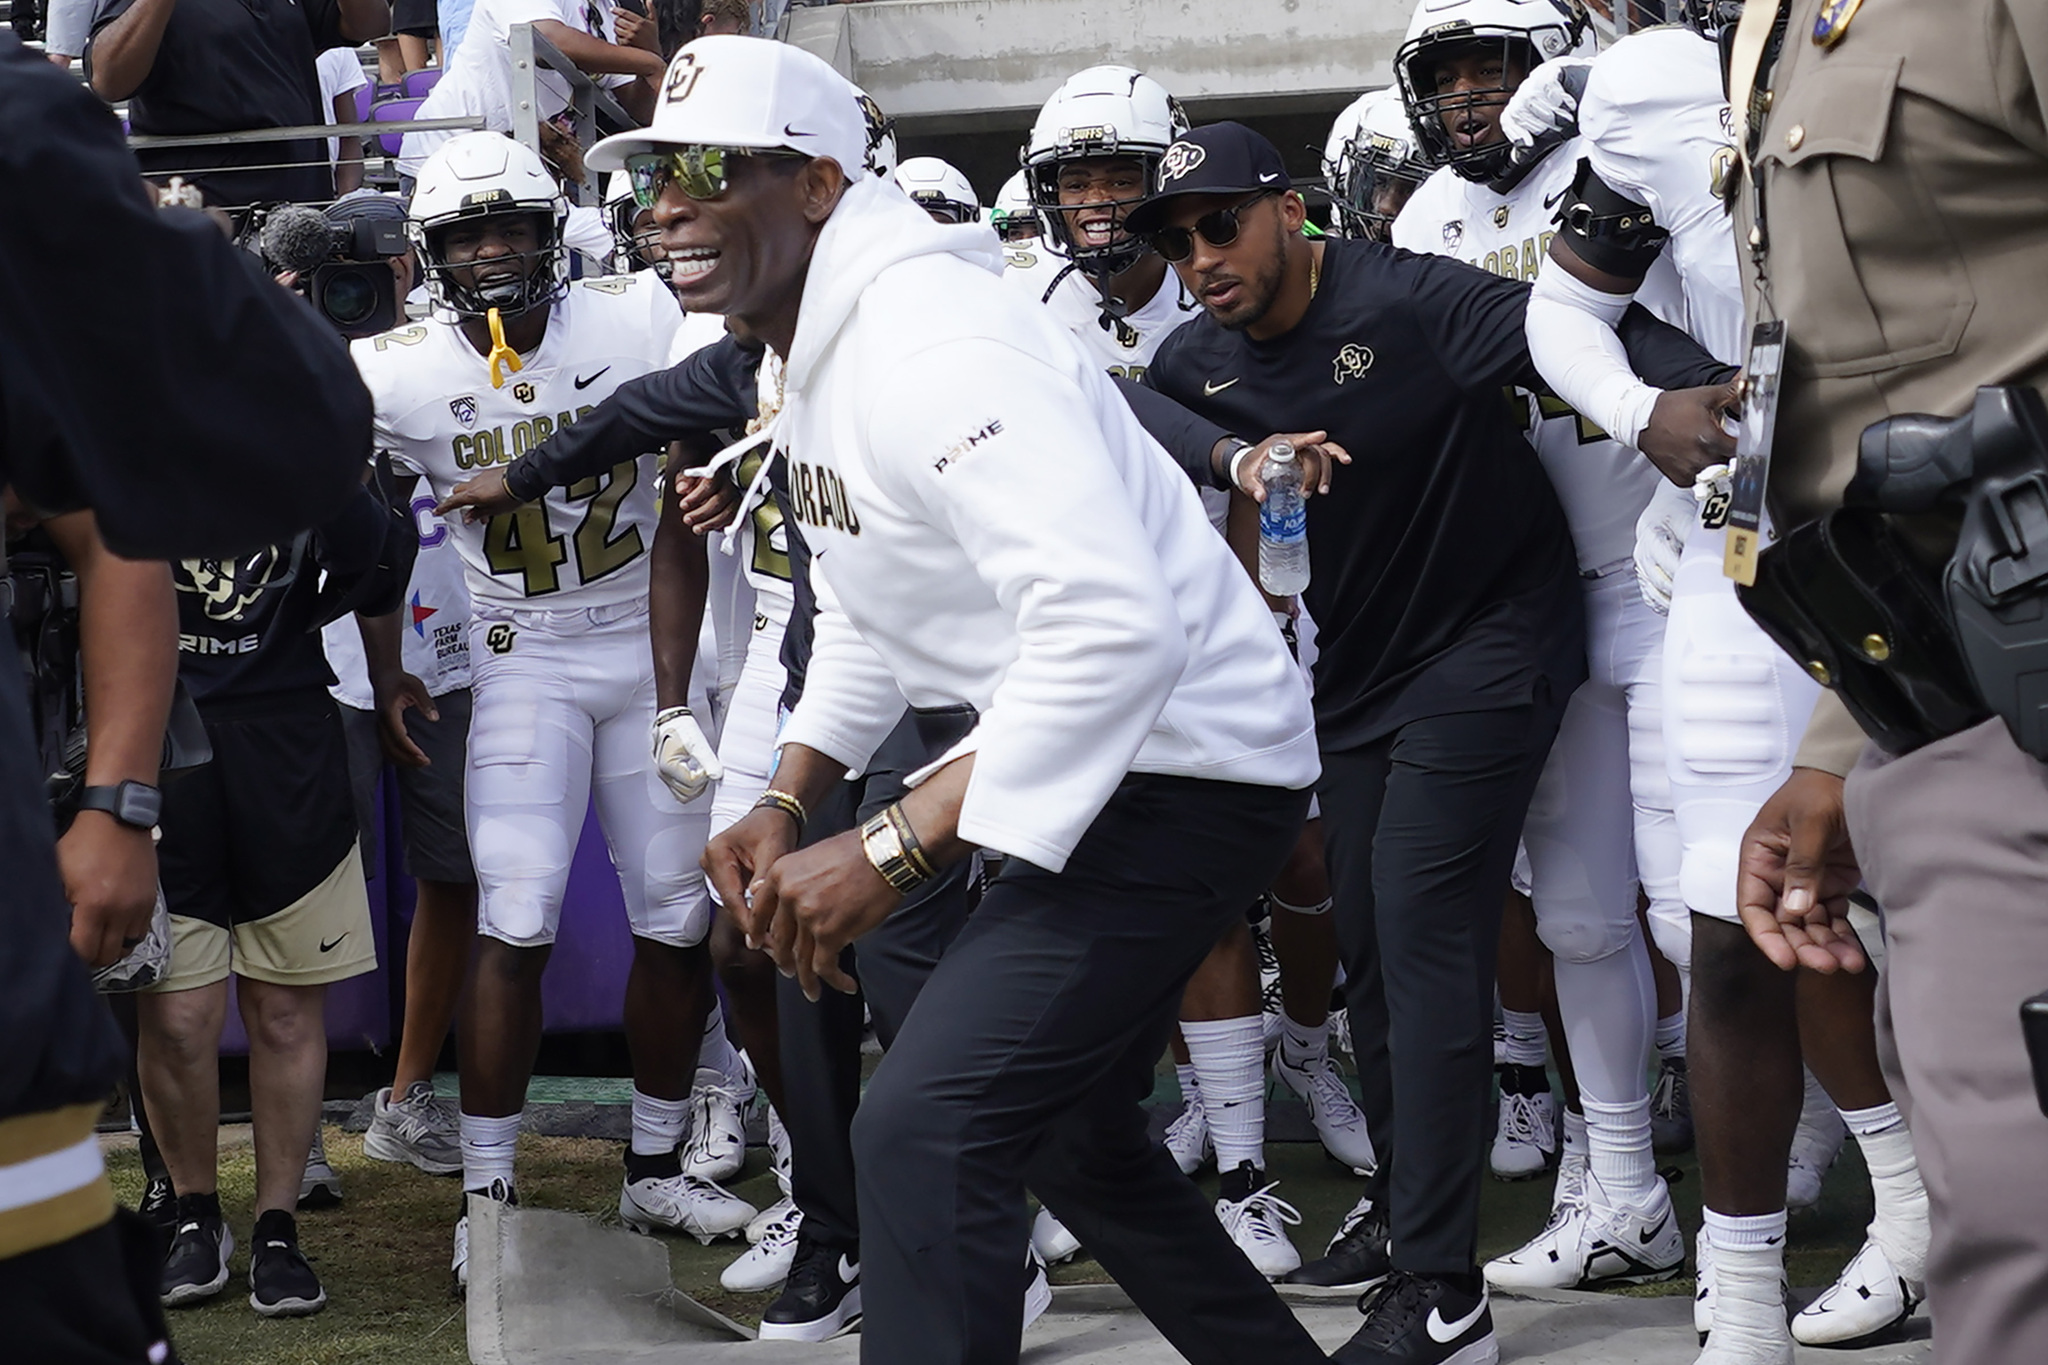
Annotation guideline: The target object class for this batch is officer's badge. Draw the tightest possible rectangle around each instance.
[1443,220,1465,250]
[511,381,537,404]
[449,396,478,427]
[1811,0,1863,48]
[1332,343,1376,385]
[1492,205,1511,230]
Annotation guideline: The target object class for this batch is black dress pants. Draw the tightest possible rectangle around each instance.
[850,774,1322,1365]
[1319,697,1567,1278]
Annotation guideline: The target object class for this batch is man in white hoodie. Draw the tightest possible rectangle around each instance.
[591,35,1326,1365]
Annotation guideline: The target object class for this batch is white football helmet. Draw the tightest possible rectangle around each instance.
[1324,88,1435,242]
[894,157,982,224]
[1021,65,1189,277]
[408,131,570,318]
[603,170,666,276]
[854,86,899,179]
[989,170,1041,244]
[1394,0,1593,185]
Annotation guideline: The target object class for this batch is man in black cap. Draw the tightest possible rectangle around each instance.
[1132,121,1736,1365]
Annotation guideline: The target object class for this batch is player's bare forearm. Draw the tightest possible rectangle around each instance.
[44,508,174,788]
[649,488,710,710]
[357,598,407,689]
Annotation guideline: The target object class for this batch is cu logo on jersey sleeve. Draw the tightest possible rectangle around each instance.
[485,623,517,655]
[1333,343,1375,385]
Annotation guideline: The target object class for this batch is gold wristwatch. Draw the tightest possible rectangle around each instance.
[860,805,934,894]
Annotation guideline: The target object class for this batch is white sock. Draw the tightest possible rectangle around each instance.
[1500,1008,1548,1067]
[696,1004,746,1088]
[1654,1012,1686,1060]
[1701,1209,1791,1352]
[630,1088,691,1157]
[1561,1106,1589,1163]
[1582,1096,1657,1207]
[1278,1011,1325,1070]
[461,1111,521,1192]
[1840,1102,1929,1279]
[1183,1016,1266,1173]
[1174,1062,1199,1105]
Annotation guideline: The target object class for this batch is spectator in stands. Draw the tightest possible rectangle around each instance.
[316,48,369,195]
[396,0,664,190]
[440,0,477,66]
[84,0,389,217]
[40,0,107,66]
[697,0,750,36]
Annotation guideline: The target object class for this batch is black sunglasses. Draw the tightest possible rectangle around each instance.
[1148,190,1281,263]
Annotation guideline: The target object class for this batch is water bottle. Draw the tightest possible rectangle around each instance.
[1257,442,1311,596]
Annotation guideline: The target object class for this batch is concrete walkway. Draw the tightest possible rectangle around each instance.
[466,1203,1932,1365]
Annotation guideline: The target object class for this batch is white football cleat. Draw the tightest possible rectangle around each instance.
[1490,1070,1558,1180]
[1786,1076,1846,1211]
[1792,1234,1924,1346]
[1485,1175,1683,1292]
[1271,1044,1376,1175]
[722,1201,802,1293]
[1031,1207,1081,1265]
[746,1192,795,1246]
[1163,1091,1213,1176]
[1023,1244,1053,1331]
[1216,1181,1303,1281]
[681,1078,751,1184]
[619,1169,755,1244]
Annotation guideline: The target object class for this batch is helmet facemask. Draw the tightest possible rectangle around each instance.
[412,207,567,320]
[1398,31,1543,186]
[1026,144,1159,282]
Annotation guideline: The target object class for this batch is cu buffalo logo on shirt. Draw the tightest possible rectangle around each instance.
[1332,343,1376,385]
[485,623,517,655]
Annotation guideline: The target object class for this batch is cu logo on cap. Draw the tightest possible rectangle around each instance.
[1159,142,1207,184]
[664,53,704,103]
[1333,343,1376,384]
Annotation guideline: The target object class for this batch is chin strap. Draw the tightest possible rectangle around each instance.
[1042,259,1142,348]
[485,307,523,389]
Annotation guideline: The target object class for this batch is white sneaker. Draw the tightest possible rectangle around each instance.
[619,1168,755,1244]
[1215,1179,1303,1281]
[1786,1077,1846,1211]
[747,1193,795,1245]
[1164,1091,1213,1176]
[1031,1206,1081,1265]
[1272,1044,1376,1174]
[1023,1244,1053,1330]
[1485,1175,1683,1291]
[1327,1007,1353,1060]
[681,1077,751,1184]
[1693,1228,1792,1343]
[767,1104,792,1187]
[1792,1233,1924,1345]
[1695,1278,1795,1365]
[722,1202,802,1292]
[453,1178,516,1293]
[365,1082,463,1176]
[1253,916,1284,1053]
[1550,1144,1590,1219]
[1490,1072,1558,1180]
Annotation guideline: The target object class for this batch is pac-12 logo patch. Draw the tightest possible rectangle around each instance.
[485,623,517,655]
[450,396,478,427]
[1443,220,1465,250]
[1332,343,1375,385]
[1160,141,1207,184]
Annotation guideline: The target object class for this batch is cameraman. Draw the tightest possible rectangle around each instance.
[263,191,415,341]
[0,32,372,1363]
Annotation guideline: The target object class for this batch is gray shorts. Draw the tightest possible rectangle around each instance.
[340,690,475,885]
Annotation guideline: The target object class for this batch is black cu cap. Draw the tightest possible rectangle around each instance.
[1122,122,1292,235]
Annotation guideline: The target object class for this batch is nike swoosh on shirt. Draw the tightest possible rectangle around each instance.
[1427,1296,1487,1344]
[319,933,348,953]
[1203,377,1240,396]
[1543,188,1568,210]
[573,366,611,390]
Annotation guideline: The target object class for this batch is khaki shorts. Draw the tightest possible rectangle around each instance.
[154,843,376,992]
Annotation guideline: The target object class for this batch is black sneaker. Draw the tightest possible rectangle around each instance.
[757,1231,861,1342]
[1332,1270,1497,1365]
[1284,1197,1391,1290]
[161,1193,233,1308]
[248,1209,326,1317]
[138,1172,178,1262]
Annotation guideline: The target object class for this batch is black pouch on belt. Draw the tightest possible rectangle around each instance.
[1739,508,1987,755]
[1945,390,2048,761]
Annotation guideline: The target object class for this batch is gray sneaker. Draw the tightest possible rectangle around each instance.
[365,1081,463,1176]
[298,1128,342,1210]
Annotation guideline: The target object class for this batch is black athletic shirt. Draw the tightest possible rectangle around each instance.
[1146,238,1733,752]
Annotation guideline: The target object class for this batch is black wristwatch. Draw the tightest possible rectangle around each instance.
[77,781,163,830]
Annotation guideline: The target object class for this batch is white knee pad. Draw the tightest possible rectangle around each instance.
[1664,522,1819,923]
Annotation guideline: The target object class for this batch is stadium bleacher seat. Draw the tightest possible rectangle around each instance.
[370,97,425,157]
[402,68,444,99]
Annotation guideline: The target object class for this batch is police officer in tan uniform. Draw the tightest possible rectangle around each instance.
[1727,0,2048,1358]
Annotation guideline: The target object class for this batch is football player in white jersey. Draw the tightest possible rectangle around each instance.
[1389,0,1696,1291]
[351,132,751,1289]
[1322,87,1433,243]
[1510,8,1933,1358]
[1008,66,1372,1284]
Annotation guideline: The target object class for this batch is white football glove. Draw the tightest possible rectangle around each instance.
[652,706,723,802]
[1500,57,1594,149]
[1633,478,1696,616]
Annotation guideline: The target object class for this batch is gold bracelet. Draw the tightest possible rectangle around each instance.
[754,789,808,838]
[883,804,937,880]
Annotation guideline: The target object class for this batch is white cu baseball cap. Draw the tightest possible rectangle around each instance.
[588,35,869,182]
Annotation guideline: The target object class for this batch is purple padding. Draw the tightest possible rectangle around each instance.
[370,96,426,157]
[402,68,444,99]
[353,83,374,123]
